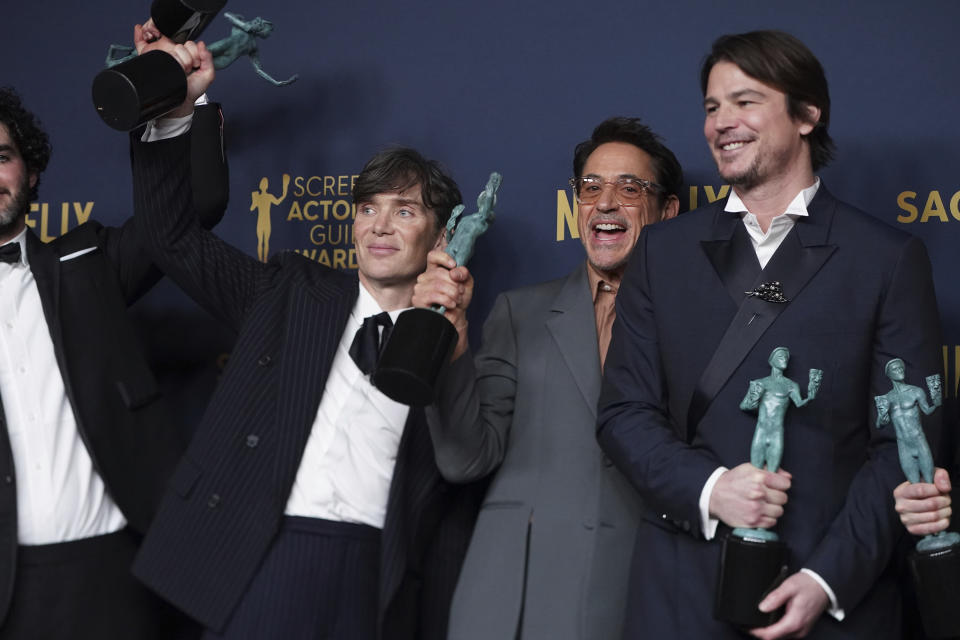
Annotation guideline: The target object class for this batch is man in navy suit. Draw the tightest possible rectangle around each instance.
[127,31,479,640]
[598,30,942,639]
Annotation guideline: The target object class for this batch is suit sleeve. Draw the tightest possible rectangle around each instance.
[803,235,943,611]
[425,292,518,483]
[597,227,723,537]
[130,130,270,332]
[100,102,231,305]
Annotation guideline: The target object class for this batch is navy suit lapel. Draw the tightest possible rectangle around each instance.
[272,271,356,491]
[685,190,837,440]
[546,265,601,418]
[700,208,762,304]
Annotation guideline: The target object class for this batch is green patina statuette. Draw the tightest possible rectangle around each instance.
[106,12,297,87]
[444,172,501,267]
[735,347,821,542]
[876,357,960,552]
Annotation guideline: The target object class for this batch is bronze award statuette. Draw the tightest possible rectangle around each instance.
[373,173,502,407]
[92,0,226,131]
[876,358,960,639]
[715,347,821,628]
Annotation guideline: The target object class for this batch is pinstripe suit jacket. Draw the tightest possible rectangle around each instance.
[129,134,478,638]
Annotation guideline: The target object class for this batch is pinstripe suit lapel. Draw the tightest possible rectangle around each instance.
[272,270,357,492]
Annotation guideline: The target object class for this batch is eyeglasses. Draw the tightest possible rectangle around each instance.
[569,176,665,206]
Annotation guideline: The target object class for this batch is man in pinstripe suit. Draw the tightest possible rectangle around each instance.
[126,35,480,640]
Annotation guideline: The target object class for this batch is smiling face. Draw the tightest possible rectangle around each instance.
[353,184,443,302]
[0,123,33,239]
[703,61,818,194]
[576,142,673,278]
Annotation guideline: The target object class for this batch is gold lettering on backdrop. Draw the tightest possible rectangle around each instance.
[688,185,731,211]
[309,224,354,246]
[271,173,359,269]
[920,191,949,223]
[556,190,578,241]
[293,248,358,269]
[897,190,960,223]
[897,191,918,223]
[73,202,94,226]
[26,202,95,241]
[292,174,358,198]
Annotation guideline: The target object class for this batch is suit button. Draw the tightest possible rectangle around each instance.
[681,521,691,532]
[257,355,272,367]
[602,455,614,467]
[207,493,221,508]
[245,434,260,448]
[3,475,11,485]
[583,518,596,530]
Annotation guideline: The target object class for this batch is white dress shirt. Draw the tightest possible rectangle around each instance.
[696,179,844,619]
[284,283,411,529]
[0,230,126,544]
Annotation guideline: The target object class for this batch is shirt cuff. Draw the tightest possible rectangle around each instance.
[140,93,209,142]
[699,466,728,540]
[799,568,844,621]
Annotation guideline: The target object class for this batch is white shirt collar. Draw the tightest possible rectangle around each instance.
[724,177,821,218]
[354,281,410,325]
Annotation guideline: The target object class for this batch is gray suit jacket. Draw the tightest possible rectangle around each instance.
[426,263,641,640]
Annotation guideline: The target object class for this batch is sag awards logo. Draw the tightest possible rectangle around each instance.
[250,172,360,267]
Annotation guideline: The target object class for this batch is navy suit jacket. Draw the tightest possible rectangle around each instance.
[598,187,942,639]
[129,133,478,639]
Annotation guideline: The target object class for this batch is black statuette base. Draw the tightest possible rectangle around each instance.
[151,0,227,43]
[92,50,186,131]
[715,533,788,628]
[372,308,457,407]
[910,543,960,638]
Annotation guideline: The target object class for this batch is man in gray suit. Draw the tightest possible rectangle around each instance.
[412,117,681,639]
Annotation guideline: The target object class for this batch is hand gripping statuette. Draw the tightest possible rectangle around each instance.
[94,3,297,131]
[876,358,960,638]
[373,173,502,407]
[716,347,821,629]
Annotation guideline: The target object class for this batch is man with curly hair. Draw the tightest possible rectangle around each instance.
[0,80,226,639]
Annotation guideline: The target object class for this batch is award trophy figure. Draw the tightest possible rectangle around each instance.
[875,358,960,638]
[715,347,821,627]
[373,172,501,407]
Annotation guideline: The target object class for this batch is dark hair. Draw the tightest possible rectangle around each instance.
[700,30,834,171]
[353,147,462,230]
[572,117,683,207]
[0,87,51,202]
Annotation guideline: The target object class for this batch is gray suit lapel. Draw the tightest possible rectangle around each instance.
[547,264,602,418]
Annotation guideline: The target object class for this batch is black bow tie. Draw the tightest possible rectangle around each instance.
[745,281,788,303]
[0,242,21,265]
[349,312,394,375]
